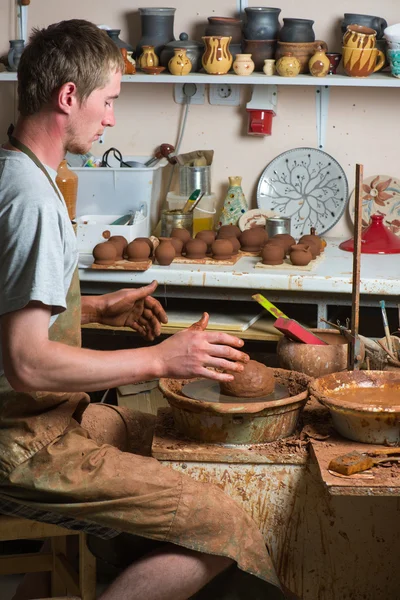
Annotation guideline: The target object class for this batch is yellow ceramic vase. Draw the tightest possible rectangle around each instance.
[168,48,192,75]
[309,46,330,77]
[276,52,301,77]
[138,45,159,69]
[202,36,232,75]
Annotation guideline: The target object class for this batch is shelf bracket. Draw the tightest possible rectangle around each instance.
[315,85,330,150]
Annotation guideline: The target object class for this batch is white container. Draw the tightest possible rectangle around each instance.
[384,24,400,42]
[73,156,167,233]
[76,214,149,254]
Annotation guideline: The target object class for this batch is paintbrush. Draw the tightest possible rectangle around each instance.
[379,300,393,355]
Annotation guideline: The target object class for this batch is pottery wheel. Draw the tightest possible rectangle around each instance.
[182,379,289,404]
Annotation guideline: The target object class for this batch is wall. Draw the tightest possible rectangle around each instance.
[1,1,399,238]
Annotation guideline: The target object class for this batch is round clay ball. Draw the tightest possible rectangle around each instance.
[93,242,117,265]
[220,360,275,398]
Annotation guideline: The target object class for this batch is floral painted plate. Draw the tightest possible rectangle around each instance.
[256,148,348,236]
[348,174,400,235]
[238,208,277,231]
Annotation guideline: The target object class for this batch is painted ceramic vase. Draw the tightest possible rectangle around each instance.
[202,36,232,75]
[7,39,24,72]
[56,160,78,220]
[168,48,192,75]
[343,25,376,50]
[120,48,136,75]
[218,176,248,228]
[276,52,301,77]
[309,46,330,77]
[326,53,342,74]
[232,53,255,76]
[263,59,276,76]
[138,45,159,69]
[342,46,385,77]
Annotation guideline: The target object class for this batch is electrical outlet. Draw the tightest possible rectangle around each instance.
[209,84,241,106]
[174,83,205,104]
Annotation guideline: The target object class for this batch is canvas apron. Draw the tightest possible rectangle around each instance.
[0,139,285,599]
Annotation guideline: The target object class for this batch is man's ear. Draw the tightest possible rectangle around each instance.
[57,82,78,114]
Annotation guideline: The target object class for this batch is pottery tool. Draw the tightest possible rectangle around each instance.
[188,192,205,213]
[182,189,202,214]
[380,300,394,355]
[349,163,363,370]
[329,448,400,476]
[252,294,328,345]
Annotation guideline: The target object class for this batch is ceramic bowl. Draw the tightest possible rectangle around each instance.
[383,23,400,42]
[141,66,166,75]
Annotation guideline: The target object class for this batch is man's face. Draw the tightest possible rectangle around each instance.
[66,69,122,155]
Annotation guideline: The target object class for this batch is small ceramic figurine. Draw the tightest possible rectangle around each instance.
[309,46,330,77]
[276,52,301,77]
[168,48,192,75]
[232,54,255,76]
[218,176,248,228]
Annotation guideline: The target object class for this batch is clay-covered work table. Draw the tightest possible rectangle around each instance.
[79,239,400,325]
[311,437,400,497]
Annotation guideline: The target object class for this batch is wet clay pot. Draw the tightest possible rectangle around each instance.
[135,237,154,256]
[261,242,285,265]
[195,230,216,253]
[108,235,128,260]
[155,239,176,265]
[277,329,348,378]
[271,233,295,255]
[226,236,240,255]
[93,242,117,265]
[289,243,313,266]
[185,238,207,259]
[171,227,192,247]
[239,227,267,252]
[217,224,241,239]
[299,229,323,254]
[211,239,233,260]
[168,236,184,257]
[126,240,151,262]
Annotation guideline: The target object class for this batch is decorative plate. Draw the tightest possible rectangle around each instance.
[238,208,277,231]
[256,147,349,236]
[348,174,400,235]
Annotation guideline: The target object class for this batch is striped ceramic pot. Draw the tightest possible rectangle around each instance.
[202,36,232,75]
[342,46,385,77]
[343,25,376,50]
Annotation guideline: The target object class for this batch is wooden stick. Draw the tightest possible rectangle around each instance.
[349,163,363,370]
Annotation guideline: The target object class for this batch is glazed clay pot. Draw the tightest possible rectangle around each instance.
[138,45,159,69]
[202,36,233,75]
[108,235,128,260]
[289,244,313,266]
[205,17,243,45]
[217,224,241,239]
[136,7,176,57]
[93,242,117,265]
[160,33,204,72]
[185,238,207,259]
[341,13,388,39]
[276,40,328,74]
[243,39,277,71]
[155,240,176,266]
[342,46,385,77]
[233,53,255,76]
[276,52,301,77]
[309,46,330,77]
[279,19,315,43]
[196,230,217,253]
[168,48,192,75]
[239,227,266,252]
[243,7,281,41]
[211,239,233,260]
[326,52,342,74]
[126,240,151,262]
[271,233,296,255]
[343,25,377,50]
[261,242,285,265]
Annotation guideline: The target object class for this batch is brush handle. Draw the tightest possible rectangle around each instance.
[252,294,289,319]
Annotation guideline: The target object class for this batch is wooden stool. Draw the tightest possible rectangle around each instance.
[0,515,96,600]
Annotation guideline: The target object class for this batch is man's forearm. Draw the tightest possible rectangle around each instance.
[80,295,103,325]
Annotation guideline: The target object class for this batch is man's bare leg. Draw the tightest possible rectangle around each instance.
[98,544,233,600]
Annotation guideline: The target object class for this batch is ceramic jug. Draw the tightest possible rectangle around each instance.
[232,53,255,76]
[138,45,159,69]
[202,36,232,75]
[279,19,315,43]
[309,46,330,77]
[168,48,192,75]
[218,176,248,228]
[276,52,301,77]
[136,7,176,57]
[8,39,24,72]
[243,7,281,40]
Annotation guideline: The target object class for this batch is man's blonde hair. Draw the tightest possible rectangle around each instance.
[18,19,124,116]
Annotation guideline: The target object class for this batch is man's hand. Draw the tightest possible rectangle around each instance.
[83,280,168,341]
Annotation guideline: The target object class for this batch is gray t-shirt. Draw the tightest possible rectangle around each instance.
[0,148,78,375]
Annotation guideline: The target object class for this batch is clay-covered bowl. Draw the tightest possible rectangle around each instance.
[217,224,241,239]
[171,227,192,246]
[195,230,216,252]
[270,233,295,255]
[126,240,151,262]
[108,235,128,260]
[261,242,285,265]
[185,238,207,259]
[93,242,117,265]
[211,238,233,260]
[289,243,313,266]
[239,227,266,252]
